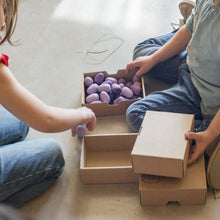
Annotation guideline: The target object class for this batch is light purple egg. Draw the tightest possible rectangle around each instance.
[84,76,93,87]
[76,124,86,138]
[86,93,99,103]
[133,81,141,87]
[117,78,127,84]
[100,91,110,103]
[87,83,99,95]
[112,83,121,95]
[130,84,142,96]
[98,83,111,92]
[94,72,105,85]
[126,81,132,88]
[113,96,127,105]
[105,76,117,84]
[121,87,133,98]
[132,75,141,82]
[102,80,112,86]
[119,83,125,89]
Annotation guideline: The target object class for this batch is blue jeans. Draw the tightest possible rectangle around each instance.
[126,31,211,133]
[0,107,65,207]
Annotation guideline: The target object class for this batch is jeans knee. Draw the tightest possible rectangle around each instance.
[126,105,142,133]
[133,43,157,60]
[44,138,65,177]
[126,105,134,124]
[46,138,64,162]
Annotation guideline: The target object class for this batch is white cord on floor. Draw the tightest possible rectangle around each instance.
[76,33,124,64]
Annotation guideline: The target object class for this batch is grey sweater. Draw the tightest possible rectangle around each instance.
[186,0,220,119]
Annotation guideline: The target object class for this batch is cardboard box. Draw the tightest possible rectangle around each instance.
[139,156,207,206]
[86,115,133,135]
[82,69,145,117]
[132,111,194,178]
[80,134,139,184]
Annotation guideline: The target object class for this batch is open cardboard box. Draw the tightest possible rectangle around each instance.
[139,156,207,206]
[81,69,146,117]
[86,115,133,135]
[132,111,194,178]
[80,134,139,184]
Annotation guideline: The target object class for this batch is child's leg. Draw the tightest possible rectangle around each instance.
[133,30,187,84]
[171,0,195,29]
[179,0,195,25]
[0,138,65,207]
[206,136,220,189]
[0,107,29,146]
[126,63,202,132]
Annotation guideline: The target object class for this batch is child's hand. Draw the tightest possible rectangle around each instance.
[125,55,156,77]
[71,107,96,137]
[80,106,96,131]
[185,131,211,165]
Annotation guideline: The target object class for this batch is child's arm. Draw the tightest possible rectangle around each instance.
[185,109,220,164]
[0,63,96,133]
[126,25,192,76]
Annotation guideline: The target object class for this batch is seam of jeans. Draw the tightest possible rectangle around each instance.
[0,125,29,146]
[0,133,24,146]
[145,100,197,111]
[0,167,61,188]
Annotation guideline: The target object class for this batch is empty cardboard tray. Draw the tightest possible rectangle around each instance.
[80,134,139,184]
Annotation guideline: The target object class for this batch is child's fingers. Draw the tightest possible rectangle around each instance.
[126,66,133,75]
[126,62,140,73]
[188,151,200,164]
[185,131,198,140]
[125,65,130,74]
[86,122,92,131]
[86,121,95,131]
[126,61,142,76]
[136,68,144,77]
[188,146,205,165]
[189,144,196,154]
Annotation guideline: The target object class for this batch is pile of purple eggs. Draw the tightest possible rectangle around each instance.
[84,72,142,105]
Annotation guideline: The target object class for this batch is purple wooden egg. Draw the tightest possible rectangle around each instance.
[76,124,86,138]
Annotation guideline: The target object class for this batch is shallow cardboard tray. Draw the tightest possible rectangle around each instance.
[80,134,139,184]
[139,156,207,206]
[81,69,145,117]
[132,111,194,178]
[86,115,133,135]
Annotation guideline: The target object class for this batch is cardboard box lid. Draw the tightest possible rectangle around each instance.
[131,111,194,177]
